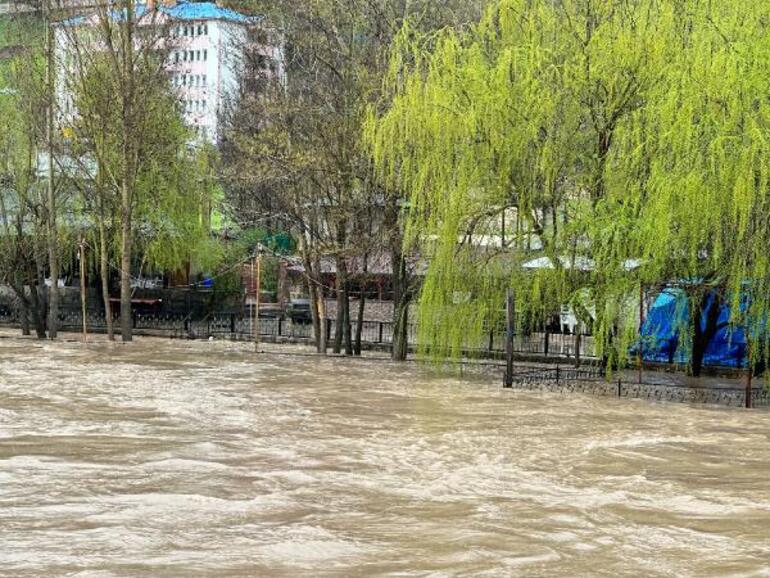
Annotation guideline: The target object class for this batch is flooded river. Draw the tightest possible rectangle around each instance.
[1,336,769,577]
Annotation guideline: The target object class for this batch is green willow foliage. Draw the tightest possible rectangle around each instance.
[368,0,770,365]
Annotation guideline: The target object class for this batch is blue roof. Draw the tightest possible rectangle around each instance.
[164,1,261,23]
[59,1,261,26]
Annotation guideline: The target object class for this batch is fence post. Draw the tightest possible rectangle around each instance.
[488,329,494,354]
[746,366,753,409]
[378,322,384,344]
[617,379,622,398]
[555,365,560,385]
[326,318,332,342]
[278,317,283,338]
[544,331,550,357]
[504,289,514,388]
[230,314,236,335]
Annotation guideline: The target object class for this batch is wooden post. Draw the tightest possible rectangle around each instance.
[746,344,753,409]
[504,288,514,388]
[79,238,88,343]
[574,325,581,368]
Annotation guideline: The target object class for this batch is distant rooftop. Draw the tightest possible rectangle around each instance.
[163,1,260,24]
[59,1,262,27]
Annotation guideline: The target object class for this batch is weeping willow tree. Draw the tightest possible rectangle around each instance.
[368,0,770,373]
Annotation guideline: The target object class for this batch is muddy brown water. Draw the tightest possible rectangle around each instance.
[1,336,769,577]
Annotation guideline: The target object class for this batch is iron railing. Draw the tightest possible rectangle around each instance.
[0,306,597,360]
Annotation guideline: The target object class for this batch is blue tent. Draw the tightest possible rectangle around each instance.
[636,288,749,368]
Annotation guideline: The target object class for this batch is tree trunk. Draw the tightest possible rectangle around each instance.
[333,257,347,354]
[333,286,344,354]
[29,283,47,339]
[12,281,31,336]
[391,247,412,362]
[354,292,366,356]
[316,285,327,354]
[19,297,30,336]
[690,290,722,378]
[44,0,59,340]
[119,197,133,341]
[119,0,136,343]
[343,287,353,355]
[98,219,114,340]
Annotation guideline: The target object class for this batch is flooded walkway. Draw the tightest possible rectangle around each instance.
[1,335,769,576]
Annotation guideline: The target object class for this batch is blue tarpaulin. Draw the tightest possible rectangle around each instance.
[637,288,748,368]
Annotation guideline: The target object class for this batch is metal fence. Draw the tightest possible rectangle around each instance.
[505,364,769,408]
[0,306,596,360]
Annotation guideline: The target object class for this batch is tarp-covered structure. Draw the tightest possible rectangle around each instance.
[638,288,749,368]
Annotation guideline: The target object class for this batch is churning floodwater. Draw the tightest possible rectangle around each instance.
[1,335,769,577]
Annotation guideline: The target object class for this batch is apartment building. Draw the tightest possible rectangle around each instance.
[54,0,283,143]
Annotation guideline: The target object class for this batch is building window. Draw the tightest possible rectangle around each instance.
[196,50,200,61]
[202,74,207,86]
[183,26,188,36]
[203,49,207,61]
[204,24,208,35]
[174,51,179,63]
[198,24,203,35]
[202,99,207,111]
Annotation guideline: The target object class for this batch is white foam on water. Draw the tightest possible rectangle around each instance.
[1,335,770,576]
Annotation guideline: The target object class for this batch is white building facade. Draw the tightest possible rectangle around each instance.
[54,0,283,144]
